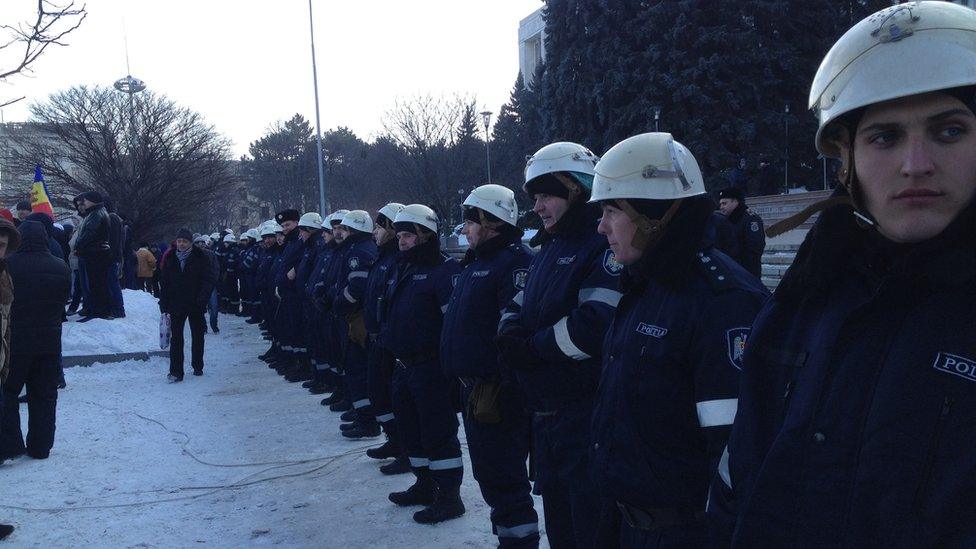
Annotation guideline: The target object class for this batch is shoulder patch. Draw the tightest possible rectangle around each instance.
[348,256,360,270]
[726,327,750,370]
[603,249,623,276]
[750,221,760,232]
[513,268,529,290]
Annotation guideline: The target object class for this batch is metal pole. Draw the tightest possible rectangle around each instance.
[308,0,327,214]
[486,133,492,184]
[784,105,790,194]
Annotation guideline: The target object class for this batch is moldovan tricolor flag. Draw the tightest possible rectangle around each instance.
[29,165,55,220]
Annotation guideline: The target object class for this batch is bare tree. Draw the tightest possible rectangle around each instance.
[0,1,86,107]
[382,93,479,231]
[5,85,237,241]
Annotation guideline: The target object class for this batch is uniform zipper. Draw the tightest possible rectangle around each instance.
[913,396,954,512]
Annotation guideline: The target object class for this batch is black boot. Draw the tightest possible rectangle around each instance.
[329,399,351,412]
[367,439,400,460]
[380,455,412,475]
[259,344,278,362]
[321,392,345,406]
[0,524,13,541]
[342,419,381,439]
[285,359,312,383]
[308,383,334,395]
[340,409,358,422]
[301,379,319,389]
[413,491,465,524]
[388,477,437,507]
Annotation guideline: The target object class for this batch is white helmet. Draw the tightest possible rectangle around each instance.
[259,223,277,237]
[463,184,518,227]
[524,142,599,195]
[209,232,220,241]
[193,235,209,245]
[324,209,350,228]
[245,228,260,240]
[394,204,438,233]
[377,202,405,226]
[811,1,976,158]
[590,133,705,202]
[222,234,236,244]
[298,212,323,230]
[340,210,374,233]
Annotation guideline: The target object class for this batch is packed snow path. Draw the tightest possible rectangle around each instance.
[2,313,547,547]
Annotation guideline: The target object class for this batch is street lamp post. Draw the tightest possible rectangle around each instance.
[480,110,492,184]
[652,106,661,132]
[308,0,327,215]
[783,103,790,194]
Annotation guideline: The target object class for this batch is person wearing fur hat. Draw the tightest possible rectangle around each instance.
[712,3,976,546]
[71,192,112,320]
[159,228,217,381]
[266,209,306,376]
[714,187,766,277]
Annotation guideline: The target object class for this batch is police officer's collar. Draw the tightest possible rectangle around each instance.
[621,196,714,292]
[378,236,397,256]
[343,230,371,247]
[727,201,748,224]
[398,236,441,266]
[463,228,522,266]
[529,201,597,247]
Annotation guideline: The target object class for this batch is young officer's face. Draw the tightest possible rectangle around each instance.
[598,202,641,266]
[848,92,976,243]
[533,193,571,231]
[397,231,418,251]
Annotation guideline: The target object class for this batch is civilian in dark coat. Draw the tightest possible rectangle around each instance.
[0,221,70,460]
[73,192,112,319]
[24,212,64,261]
[105,200,125,318]
[159,229,217,381]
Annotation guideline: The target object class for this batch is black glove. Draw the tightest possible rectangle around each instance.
[494,332,543,371]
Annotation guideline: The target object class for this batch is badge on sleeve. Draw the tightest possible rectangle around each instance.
[513,268,529,290]
[750,221,760,232]
[603,249,623,276]
[349,257,360,270]
[726,327,750,370]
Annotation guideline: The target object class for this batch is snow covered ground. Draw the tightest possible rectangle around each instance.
[2,313,548,547]
[62,290,162,356]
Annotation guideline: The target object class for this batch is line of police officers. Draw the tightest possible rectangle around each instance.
[226,3,976,546]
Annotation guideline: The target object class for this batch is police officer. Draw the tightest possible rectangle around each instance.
[714,187,765,277]
[238,229,261,321]
[711,3,976,546]
[285,213,323,383]
[268,210,306,377]
[257,221,283,361]
[332,210,380,439]
[588,133,768,546]
[382,204,465,524]
[220,234,240,314]
[496,142,619,548]
[193,235,221,334]
[317,210,353,411]
[302,214,338,394]
[441,185,539,547]
[363,202,410,474]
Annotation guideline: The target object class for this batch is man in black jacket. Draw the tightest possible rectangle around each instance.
[0,221,70,460]
[159,229,216,381]
[72,192,112,319]
[714,187,766,278]
[105,200,126,318]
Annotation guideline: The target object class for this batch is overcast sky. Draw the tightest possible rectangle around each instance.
[1,0,544,157]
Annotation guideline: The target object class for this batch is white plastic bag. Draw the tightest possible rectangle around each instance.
[160,313,171,350]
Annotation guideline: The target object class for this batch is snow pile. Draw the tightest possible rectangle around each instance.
[2,314,548,547]
[61,289,161,356]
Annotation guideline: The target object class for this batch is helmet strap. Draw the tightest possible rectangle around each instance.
[616,198,683,251]
[840,145,879,229]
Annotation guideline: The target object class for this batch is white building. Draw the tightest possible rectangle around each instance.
[518,8,545,87]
